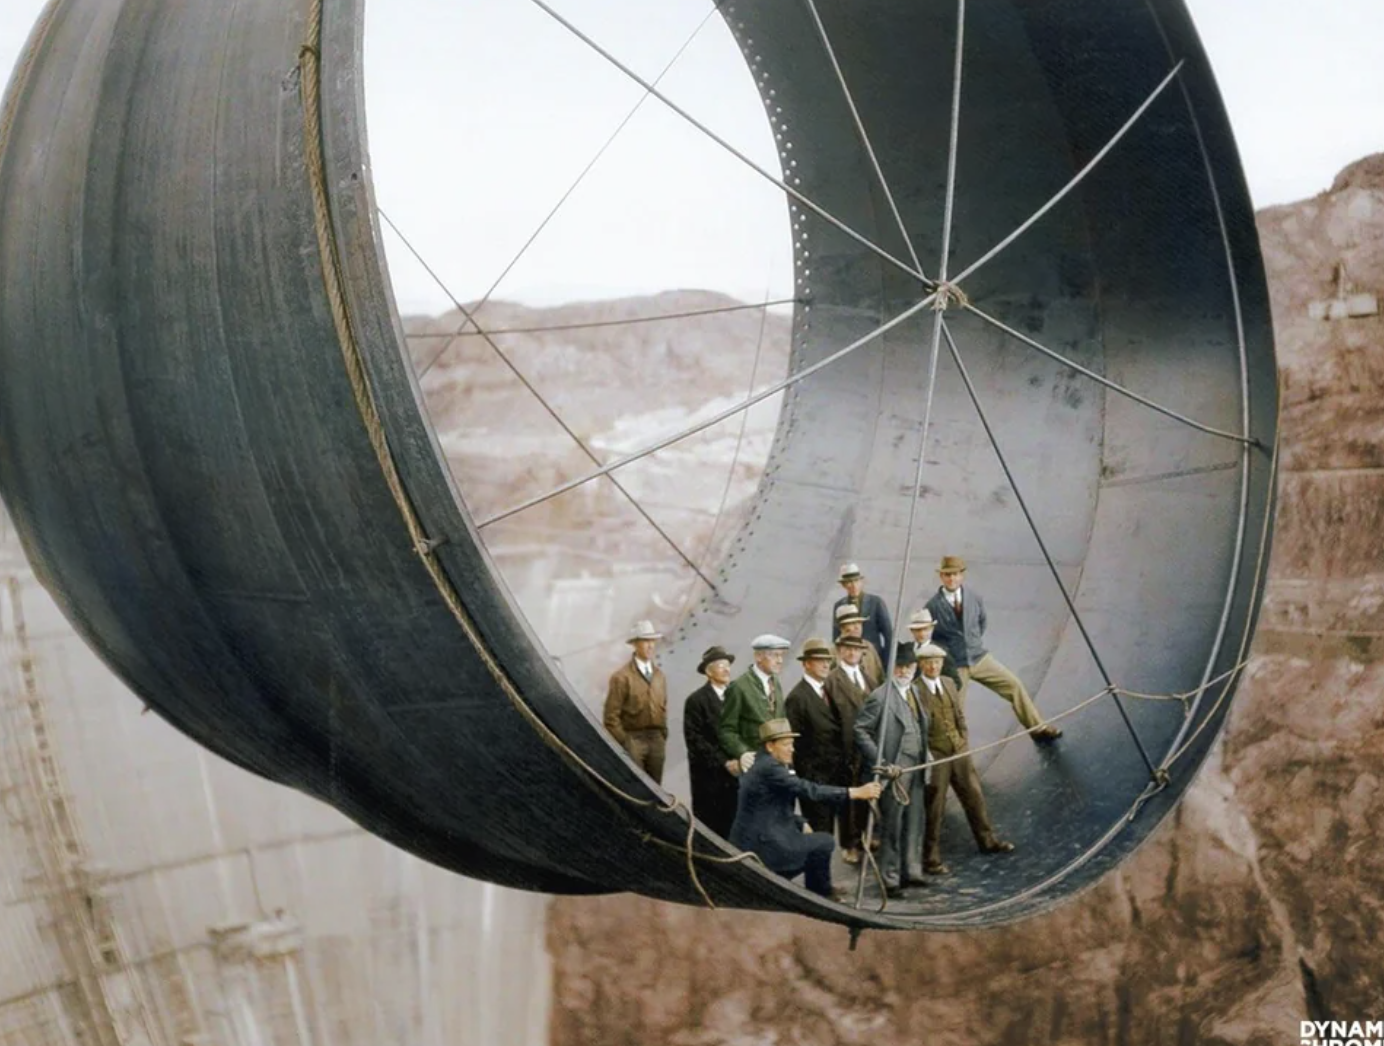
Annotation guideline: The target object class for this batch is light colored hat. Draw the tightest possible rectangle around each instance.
[838,562,863,582]
[938,554,967,573]
[751,634,792,651]
[908,608,935,628]
[796,638,834,662]
[627,620,663,643]
[758,718,799,743]
[915,643,948,661]
[834,604,867,626]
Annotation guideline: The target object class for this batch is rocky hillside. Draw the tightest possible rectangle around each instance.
[545,157,1384,1045]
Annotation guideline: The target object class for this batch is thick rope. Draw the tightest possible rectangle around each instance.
[297,0,718,909]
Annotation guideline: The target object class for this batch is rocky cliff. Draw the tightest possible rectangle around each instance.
[545,157,1384,1045]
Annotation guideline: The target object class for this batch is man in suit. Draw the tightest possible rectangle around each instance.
[602,620,670,782]
[682,645,741,838]
[908,608,962,689]
[730,718,883,899]
[925,554,1062,742]
[833,604,884,688]
[718,634,791,772]
[854,641,930,895]
[784,638,849,836]
[832,562,893,666]
[824,634,872,863]
[916,643,1015,874]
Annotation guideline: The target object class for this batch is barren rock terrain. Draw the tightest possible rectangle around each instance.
[545,157,1384,1044]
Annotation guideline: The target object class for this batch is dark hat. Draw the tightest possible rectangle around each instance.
[938,554,967,573]
[834,634,869,649]
[796,637,834,662]
[696,645,736,675]
[894,641,917,667]
[758,718,799,743]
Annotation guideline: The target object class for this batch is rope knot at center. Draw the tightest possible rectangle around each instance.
[931,281,970,312]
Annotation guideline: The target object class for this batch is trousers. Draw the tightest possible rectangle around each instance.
[957,653,1044,730]
[923,752,998,864]
[622,729,667,784]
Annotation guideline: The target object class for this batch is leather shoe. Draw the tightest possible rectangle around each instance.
[923,861,950,875]
[829,884,851,902]
[981,839,1016,854]
[842,848,861,865]
[1032,725,1063,743]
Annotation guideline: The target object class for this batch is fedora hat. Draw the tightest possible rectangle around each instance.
[834,634,869,649]
[626,620,663,643]
[796,637,834,662]
[834,604,867,626]
[696,645,736,675]
[915,642,948,661]
[837,562,863,582]
[908,608,935,628]
[937,554,967,573]
[758,717,799,743]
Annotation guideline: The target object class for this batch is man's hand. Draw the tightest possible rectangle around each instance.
[850,781,884,801]
[724,759,742,777]
[738,751,756,774]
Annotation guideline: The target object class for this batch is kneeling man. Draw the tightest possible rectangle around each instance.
[730,719,883,899]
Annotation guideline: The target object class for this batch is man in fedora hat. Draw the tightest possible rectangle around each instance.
[682,645,741,838]
[825,634,873,863]
[832,562,893,666]
[854,641,930,895]
[730,718,883,899]
[915,643,1014,875]
[603,620,669,782]
[925,555,1062,742]
[718,634,791,772]
[833,604,884,688]
[784,638,851,836]
[908,607,962,689]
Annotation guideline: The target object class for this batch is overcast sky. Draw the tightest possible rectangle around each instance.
[2,0,1380,313]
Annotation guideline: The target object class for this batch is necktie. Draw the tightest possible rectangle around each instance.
[640,665,650,682]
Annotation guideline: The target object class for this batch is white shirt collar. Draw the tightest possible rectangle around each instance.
[805,676,825,696]
[711,683,727,698]
[753,665,774,690]
[634,657,653,676]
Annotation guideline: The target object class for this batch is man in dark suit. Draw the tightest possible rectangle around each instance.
[784,638,849,835]
[682,645,741,838]
[718,634,790,772]
[730,718,883,899]
[824,634,872,863]
[832,562,893,666]
[602,619,670,782]
[925,554,1062,742]
[854,641,930,895]
[916,643,1014,874]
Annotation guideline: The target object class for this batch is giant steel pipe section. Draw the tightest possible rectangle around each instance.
[0,0,1275,930]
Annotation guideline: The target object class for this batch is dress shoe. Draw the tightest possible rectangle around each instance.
[923,861,951,875]
[981,839,1016,854]
[829,884,851,902]
[842,847,861,865]
[1031,725,1063,743]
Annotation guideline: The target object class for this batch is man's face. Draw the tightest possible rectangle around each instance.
[704,658,732,687]
[837,644,863,666]
[893,663,916,684]
[909,624,935,644]
[631,638,657,662]
[841,577,865,599]
[920,657,944,680]
[840,621,863,639]
[755,649,786,675]
[766,736,795,766]
[939,568,965,592]
[803,655,833,682]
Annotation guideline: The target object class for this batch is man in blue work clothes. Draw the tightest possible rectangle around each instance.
[730,718,883,899]
[832,562,893,667]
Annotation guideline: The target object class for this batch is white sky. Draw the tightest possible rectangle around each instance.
[2,0,1381,313]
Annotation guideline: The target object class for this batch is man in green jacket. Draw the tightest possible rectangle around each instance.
[718,634,791,772]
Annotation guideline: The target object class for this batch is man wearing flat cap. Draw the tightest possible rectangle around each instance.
[915,643,1014,874]
[854,641,930,894]
[832,562,894,667]
[603,620,669,783]
[682,645,741,838]
[908,608,962,689]
[718,634,791,772]
[926,555,1062,742]
[833,604,884,688]
[784,638,850,837]
[825,634,873,863]
[730,718,883,899]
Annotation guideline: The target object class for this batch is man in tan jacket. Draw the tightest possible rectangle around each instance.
[603,620,669,783]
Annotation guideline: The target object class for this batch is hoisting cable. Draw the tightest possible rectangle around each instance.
[410,298,801,342]
[411,4,722,380]
[299,0,729,911]
[377,209,722,596]
[854,0,963,912]
[940,320,1161,779]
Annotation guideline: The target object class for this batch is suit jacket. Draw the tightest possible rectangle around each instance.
[918,676,969,757]
[718,667,783,759]
[860,644,885,690]
[833,591,894,665]
[729,752,849,874]
[784,678,849,786]
[854,679,929,774]
[602,659,668,744]
[926,586,989,668]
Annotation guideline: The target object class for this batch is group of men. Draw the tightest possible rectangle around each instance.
[601,555,1061,900]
